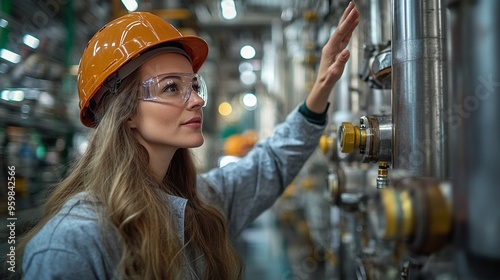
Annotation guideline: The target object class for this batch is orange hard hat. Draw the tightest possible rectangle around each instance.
[77,12,209,127]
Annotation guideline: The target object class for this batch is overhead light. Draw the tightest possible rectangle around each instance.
[23,34,40,49]
[281,8,294,22]
[239,62,254,72]
[121,0,138,12]
[218,102,233,116]
[69,65,79,76]
[0,19,8,28]
[1,89,25,102]
[0,49,21,64]
[240,45,256,59]
[38,91,55,107]
[221,0,237,20]
[242,92,257,110]
[240,70,256,85]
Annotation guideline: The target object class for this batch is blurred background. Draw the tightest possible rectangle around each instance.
[1,0,499,279]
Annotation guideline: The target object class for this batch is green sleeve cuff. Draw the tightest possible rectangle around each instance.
[298,102,330,125]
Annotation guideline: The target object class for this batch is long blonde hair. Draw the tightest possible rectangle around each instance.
[18,70,242,279]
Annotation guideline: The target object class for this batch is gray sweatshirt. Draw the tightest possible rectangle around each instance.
[22,106,326,279]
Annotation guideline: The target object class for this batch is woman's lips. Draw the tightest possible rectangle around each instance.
[182,117,202,128]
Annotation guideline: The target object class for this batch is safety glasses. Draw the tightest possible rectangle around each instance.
[141,73,207,107]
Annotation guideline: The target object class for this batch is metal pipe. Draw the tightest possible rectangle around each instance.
[391,0,448,178]
[334,52,352,113]
[367,0,391,115]
[369,0,391,45]
[369,0,383,44]
[449,0,500,276]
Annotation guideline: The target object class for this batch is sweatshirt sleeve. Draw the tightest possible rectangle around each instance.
[198,104,327,238]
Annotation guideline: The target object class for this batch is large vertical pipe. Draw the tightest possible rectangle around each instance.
[391,0,448,178]
[450,0,500,277]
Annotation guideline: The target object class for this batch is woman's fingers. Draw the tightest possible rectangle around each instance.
[341,18,359,45]
[331,49,351,77]
[339,1,356,25]
[334,6,359,44]
[315,2,359,87]
[323,3,358,57]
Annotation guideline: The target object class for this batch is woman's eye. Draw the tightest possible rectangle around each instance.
[161,82,180,93]
[192,83,201,92]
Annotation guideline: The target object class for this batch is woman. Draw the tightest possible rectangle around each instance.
[20,2,358,279]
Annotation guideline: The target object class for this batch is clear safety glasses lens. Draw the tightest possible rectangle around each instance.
[141,73,207,107]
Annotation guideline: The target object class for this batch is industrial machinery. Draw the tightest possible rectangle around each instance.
[275,0,500,279]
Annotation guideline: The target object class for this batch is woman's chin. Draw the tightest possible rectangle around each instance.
[185,136,204,148]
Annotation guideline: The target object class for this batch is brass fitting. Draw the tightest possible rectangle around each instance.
[319,135,334,155]
[340,122,365,153]
[338,115,392,162]
[303,10,318,22]
[371,178,452,255]
[376,187,415,240]
[377,161,390,188]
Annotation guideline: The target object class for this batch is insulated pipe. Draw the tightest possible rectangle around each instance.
[334,51,352,113]
[391,0,448,178]
[369,0,391,45]
[449,0,500,276]
[368,0,383,44]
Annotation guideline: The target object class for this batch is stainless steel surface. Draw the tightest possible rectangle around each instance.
[361,114,392,163]
[359,116,371,156]
[377,114,392,162]
[449,0,500,274]
[391,0,448,178]
[366,88,391,116]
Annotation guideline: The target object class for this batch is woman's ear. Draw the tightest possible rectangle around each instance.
[128,117,137,129]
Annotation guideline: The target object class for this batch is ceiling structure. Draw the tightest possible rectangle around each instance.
[2,0,286,73]
[0,0,307,104]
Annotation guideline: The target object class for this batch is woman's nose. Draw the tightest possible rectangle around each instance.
[186,90,205,108]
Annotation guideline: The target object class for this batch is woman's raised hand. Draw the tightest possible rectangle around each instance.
[317,1,359,88]
[306,2,359,113]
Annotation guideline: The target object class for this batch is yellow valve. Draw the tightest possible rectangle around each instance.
[302,177,315,191]
[378,188,398,239]
[303,10,318,22]
[400,190,415,239]
[304,41,315,50]
[304,54,316,65]
[319,135,334,155]
[377,188,414,240]
[340,122,362,153]
[375,178,452,255]
[283,183,297,199]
